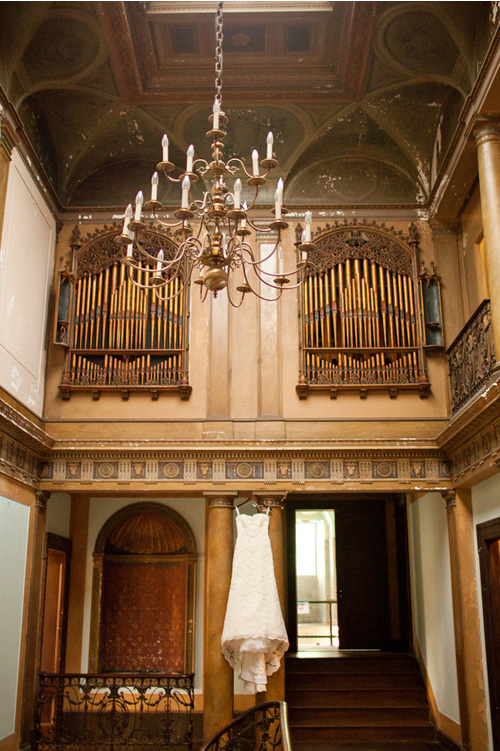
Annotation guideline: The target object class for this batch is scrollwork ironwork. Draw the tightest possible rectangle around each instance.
[447,299,496,413]
[200,701,288,751]
[33,672,194,751]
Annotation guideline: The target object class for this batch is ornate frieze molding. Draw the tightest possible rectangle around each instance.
[0,429,42,488]
[38,448,452,491]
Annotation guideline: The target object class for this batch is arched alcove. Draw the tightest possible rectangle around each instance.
[89,502,197,673]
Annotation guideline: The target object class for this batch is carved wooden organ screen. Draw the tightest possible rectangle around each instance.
[296,223,430,398]
[55,226,191,400]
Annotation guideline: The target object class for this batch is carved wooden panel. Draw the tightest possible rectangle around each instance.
[297,222,429,398]
[99,559,188,672]
[55,225,191,400]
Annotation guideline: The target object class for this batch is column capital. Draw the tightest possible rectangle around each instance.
[474,118,500,148]
[35,490,50,512]
[441,489,457,512]
[204,491,237,508]
[253,492,286,510]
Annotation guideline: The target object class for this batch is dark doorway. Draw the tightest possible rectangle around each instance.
[40,533,72,673]
[286,494,410,653]
[477,517,500,749]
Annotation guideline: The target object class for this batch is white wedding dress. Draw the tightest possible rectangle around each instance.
[221,510,289,693]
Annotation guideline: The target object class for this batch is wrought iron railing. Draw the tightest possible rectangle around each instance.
[200,702,290,751]
[447,299,496,414]
[33,672,194,751]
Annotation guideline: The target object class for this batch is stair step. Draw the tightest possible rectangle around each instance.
[289,725,437,743]
[286,687,427,708]
[288,706,430,726]
[287,671,423,689]
[286,656,418,675]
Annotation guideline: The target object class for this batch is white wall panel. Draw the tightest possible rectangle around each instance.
[0,149,55,415]
[0,496,30,741]
[408,492,460,722]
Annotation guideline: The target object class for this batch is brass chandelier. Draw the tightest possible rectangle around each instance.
[116,2,316,307]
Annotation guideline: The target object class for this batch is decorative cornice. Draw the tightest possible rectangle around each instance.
[0,396,53,453]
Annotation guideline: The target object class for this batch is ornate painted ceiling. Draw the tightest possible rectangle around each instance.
[0,1,498,211]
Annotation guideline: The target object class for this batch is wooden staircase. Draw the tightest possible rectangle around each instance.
[286,652,442,749]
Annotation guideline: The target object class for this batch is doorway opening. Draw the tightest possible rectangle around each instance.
[477,516,500,749]
[287,494,411,655]
[295,509,338,649]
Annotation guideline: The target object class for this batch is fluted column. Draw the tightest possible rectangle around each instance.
[442,489,488,751]
[256,493,286,702]
[203,493,236,743]
[475,122,500,363]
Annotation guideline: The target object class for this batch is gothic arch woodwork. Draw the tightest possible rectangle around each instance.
[89,502,197,673]
[296,220,430,399]
[55,225,192,401]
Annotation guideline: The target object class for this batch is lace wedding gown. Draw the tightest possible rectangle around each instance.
[221,511,289,693]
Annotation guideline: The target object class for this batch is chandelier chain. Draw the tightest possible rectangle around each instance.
[215,1,223,104]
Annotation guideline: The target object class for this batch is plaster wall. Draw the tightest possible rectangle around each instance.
[459,184,488,321]
[0,495,30,741]
[407,492,460,723]
[46,492,71,538]
[0,149,55,417]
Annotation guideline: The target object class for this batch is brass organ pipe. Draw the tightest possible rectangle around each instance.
[313,274,320,347]
[392,272,400,347]
[386,269,395,347]
[324,269,331,348]
[379,266,388,346]
[318,272,326,348]
[74,277,82,348]
[338,263,345,347]
[330,267,337,347]
[397,272,405,347]
[90,274,97,349]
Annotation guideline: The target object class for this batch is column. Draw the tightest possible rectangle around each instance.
[442,489,489,751]
[475,122,500,363]
[65,494,90,671]
[256,493,286,703]
[203,493,236,743]
[20,490,49,746]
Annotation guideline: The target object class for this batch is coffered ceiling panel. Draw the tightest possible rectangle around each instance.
[0,1,498,211]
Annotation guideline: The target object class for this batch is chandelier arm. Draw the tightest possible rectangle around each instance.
[226,284,246,309]
[153,277,189,302]
[254,262,307,291]
[241,263,283,302]
[148,214,185,230]
[133,238,187,267]
[125,263,183,297]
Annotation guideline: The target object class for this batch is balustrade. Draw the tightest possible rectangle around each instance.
[447,299,496,413]
[33,672,194,751]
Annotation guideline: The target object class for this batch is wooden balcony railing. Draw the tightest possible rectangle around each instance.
[447,299,496,414]
[32,672,194,751]
[200,701,290,751]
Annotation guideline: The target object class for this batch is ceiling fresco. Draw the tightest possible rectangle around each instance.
[0,1,498,211]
